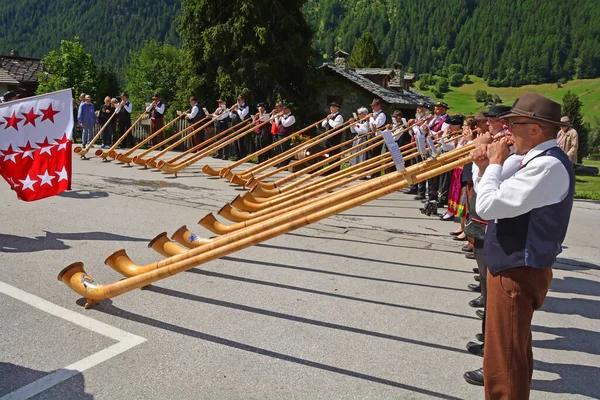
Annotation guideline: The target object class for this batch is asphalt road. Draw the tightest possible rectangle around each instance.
[1,150,599,400]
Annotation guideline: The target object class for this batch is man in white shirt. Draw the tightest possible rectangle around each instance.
[230,94,250,160]
[349,107,369,166]
[183,96,207,148]
[275,104,296,167]
[367,98,388,163]
[146,94,166,147]
[463,93,574,398]
[322,102,345,175]
[212,98,231,159]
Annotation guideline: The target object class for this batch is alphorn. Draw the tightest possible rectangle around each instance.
[161,116,252,166]
[95,111,147,161]
[226,119,356,186]
[73,112,118,159]
[114,110,196,164]
[132,117,218,168]
[155,117,271,176]
[202,118,325,180]
[58,143,476,307]
[201,117,326,179]
[249,128,463,198]
[247,122,413,191]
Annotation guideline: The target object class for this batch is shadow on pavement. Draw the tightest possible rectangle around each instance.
[0,231,149,253]
[97,302,461,400]
[58,190,109,199]
[0,362,93,399]
[532,359,600,398]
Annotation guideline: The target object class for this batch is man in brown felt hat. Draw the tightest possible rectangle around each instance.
[463,92,575,399]
[557,116,579,164]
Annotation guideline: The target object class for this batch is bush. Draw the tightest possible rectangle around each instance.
[431,88,444,99]
[449,72,464,87]
[462,74,472,84]
[475,89,488,102]
[436,77,449,93]
[587,118,600,154]
[492,94,502,104]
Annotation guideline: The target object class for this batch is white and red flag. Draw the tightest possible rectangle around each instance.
[0,89,73,201]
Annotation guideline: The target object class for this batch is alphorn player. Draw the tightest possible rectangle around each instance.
[254,102,271,163]
[348,107,370,166]
[321,101,345,175]
[275,103,296,167]
[115,92,133,148]
[146,94,166,148]
[366,98,388,177]
[183,96,207,149]
[212,98,231,159]
[271,102,284,143]
[405,103,432,195]
[462,93,574,399]
[229,94,250,160]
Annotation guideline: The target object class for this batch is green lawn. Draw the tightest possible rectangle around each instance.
[418,76,600,123]
[576,158,600,200]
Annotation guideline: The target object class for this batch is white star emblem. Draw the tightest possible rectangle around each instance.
[37,170,56,187]
[21,146,37,160]
[0,150,17,164]
[19,174,38,191]
[38,142,56,156]
[7,177,19,188]
[58,142,67,151]
[55,166,69,182]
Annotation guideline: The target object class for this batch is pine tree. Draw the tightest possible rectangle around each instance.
[348,32,385,68]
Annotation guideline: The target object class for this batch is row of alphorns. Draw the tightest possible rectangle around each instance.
[59,117,470,307]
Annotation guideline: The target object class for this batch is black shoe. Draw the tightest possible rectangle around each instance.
[440,213,454,221]
[473,267,479,274]
[474,275,480,282]
[465,253,476,260]
[466,341,484,357]
[405,188,418,195]
[450,231,463,236]
[476,333,484,342]
[476,310,485,319]
[469,295,485,308]
[468,283,481,292]
[464,368,484,386]
[453,236,467,241]
[462,245,473,253]
[414,194,426,200]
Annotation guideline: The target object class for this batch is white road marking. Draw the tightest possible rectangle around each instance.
[0,281,146,400]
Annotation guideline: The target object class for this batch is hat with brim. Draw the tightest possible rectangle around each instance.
[329,102,340,108]
[483,105,511,118]
[434,102,450,109]
[370,98,382,107]
[152,94,160,99]
[283,104,291,110]
[447,114,464,126]
[501,92,569,127]
[257,102,267,108]
[217,98,226,103]
[474,112,487,122]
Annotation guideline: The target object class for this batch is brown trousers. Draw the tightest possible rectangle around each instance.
[483,266,552,400]
[150,118,164,147]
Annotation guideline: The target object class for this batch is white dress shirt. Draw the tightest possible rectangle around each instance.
[350,121,369,135]
[369,110,387,136]
[472,153,523,193]
[476,139,570,220]
[187,104,199,119]
[146,102,165,115]
[115,101,132,114]
[279,113,295,127]
[231,103,249,120]
[321,112,344,129]
[213,107,230,121]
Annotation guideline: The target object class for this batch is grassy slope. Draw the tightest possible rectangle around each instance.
[418,77,600,123]
[577,158,600,200]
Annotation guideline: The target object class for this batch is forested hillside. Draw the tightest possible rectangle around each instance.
[304,0,600,86]
[0,0,180,74]
[2,0,600,87]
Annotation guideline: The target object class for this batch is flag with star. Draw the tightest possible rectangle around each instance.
[0,89,73,201]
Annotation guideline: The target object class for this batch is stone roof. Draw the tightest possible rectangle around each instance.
[320,63,432,107]
[0,55,44,84]
[0,67,19,84]
[354,68,416,81]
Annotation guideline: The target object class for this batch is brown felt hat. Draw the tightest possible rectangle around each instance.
[502,92,569,127]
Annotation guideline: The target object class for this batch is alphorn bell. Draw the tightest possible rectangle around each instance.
[95,111,147,161]
[73,112,118,159]
[58,143,476,307]
[114,110,195,164]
